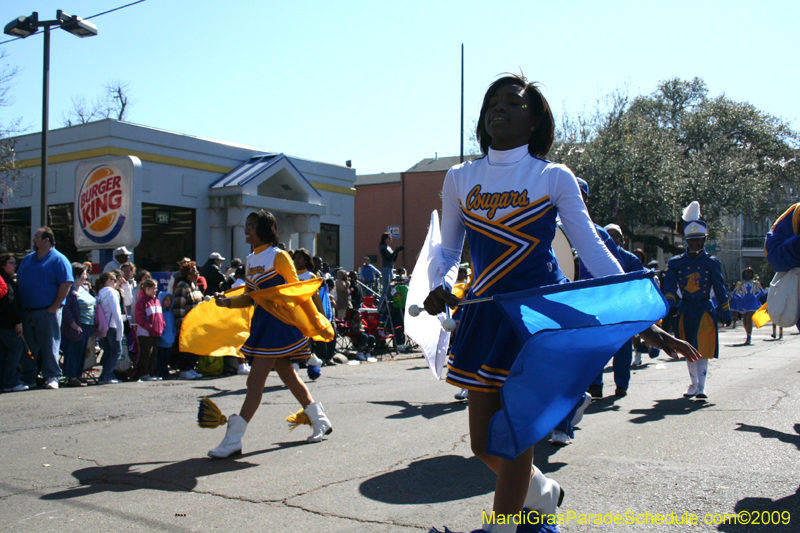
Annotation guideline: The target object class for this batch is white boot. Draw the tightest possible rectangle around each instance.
[695,358,708,398]
[523,465,563,516]
[305,402,332,442]
[684,361,698,397]
[208,414,247,458]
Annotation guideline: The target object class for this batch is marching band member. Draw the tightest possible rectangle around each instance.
[208,210,332,458]
[733,267,764,345]
[424,74,699,533]
[662,202,731,400]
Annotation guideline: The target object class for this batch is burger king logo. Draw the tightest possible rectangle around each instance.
[78,164,127,244]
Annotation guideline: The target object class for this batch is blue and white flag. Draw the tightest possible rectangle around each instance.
[486,271,668,459]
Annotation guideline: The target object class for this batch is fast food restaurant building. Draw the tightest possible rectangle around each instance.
[1,119,356,273]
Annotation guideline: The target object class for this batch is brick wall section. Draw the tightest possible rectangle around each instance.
[400,170,447,270]
[353,170,448,272]
[353,181,402,270]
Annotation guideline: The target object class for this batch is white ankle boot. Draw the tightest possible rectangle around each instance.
[305,402,332,442]
[208,414,247,458]
[523,466,563,516]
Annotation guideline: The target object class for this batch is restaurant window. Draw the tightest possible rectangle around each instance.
[0,206,31,260]
[47,203,91,264]
[136,203,196,273]
[318,223,339,267]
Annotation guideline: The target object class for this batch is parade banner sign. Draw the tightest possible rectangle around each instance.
[74,156,142,250]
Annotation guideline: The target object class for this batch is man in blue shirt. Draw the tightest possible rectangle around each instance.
[17,227,74,389]
[359,256,381,294]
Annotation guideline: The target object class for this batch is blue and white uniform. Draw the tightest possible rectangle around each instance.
[765,203,800,272]
[241,245,311,359]
[734,280,764,313]
[436,145,623,392]
[662,250,731,359]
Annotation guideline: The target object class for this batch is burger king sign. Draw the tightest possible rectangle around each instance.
[74,156,141,250]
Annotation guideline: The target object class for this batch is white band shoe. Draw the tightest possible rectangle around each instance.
[208,414,247,458]
[305,402,332,442]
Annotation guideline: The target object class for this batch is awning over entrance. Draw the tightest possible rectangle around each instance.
[208,153,325,259]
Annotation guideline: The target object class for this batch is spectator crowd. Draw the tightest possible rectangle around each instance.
[0,229,412,392]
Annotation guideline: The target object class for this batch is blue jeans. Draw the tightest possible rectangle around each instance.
[379,266,393,309]
[353,332,375,351]
[591,339,633,390]
[61,325,93,379]
[0,329,24,390]
[20,308,63,383]
[100,328,122,381]
[555,393,588,439]
[156,346,171,378]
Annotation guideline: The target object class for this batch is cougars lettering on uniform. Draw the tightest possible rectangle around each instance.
[248,265,266,277]
[466,185,530,219]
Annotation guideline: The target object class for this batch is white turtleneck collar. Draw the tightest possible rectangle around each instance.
[487,144,530,166]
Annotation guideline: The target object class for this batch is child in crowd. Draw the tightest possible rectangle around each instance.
[231,265,246,288]
[130,269,152,322]
[156,291,176,379]
[134,279,165,381]
[348,310,376,362]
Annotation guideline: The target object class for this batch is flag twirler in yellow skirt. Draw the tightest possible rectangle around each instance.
[179,279,334,357]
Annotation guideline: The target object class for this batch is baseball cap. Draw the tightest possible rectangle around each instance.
[209,252,226,261]
[576,177,589,196]
[114,246,132,256]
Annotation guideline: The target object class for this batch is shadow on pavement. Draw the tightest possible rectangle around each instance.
[40,443,308,500]
[359,455,494,504]
[193,384,285,399]
[627,398,712,424]
[717,486,799,532]
[735,423,800,451]
[584,397,623,415]
[533,442,569,475]
[369,400,467,420]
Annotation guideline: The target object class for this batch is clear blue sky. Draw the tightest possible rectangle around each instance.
[1,0,798,175]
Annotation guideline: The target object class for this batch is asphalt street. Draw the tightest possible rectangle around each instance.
[1,323,798,532]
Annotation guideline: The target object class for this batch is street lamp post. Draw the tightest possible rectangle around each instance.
[4,10,97,227]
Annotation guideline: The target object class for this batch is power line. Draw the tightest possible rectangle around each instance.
[0,0,148,46]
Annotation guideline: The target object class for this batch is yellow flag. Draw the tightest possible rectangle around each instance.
[752,302,771,329]
[179,280,335,356]
[249,278,335,342]
[452,281,470,300]
[179,286,252,356]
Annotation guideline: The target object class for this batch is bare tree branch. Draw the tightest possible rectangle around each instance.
[61,81,133,126]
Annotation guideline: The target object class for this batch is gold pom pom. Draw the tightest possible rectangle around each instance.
[286,408,312,431]
[197,398,228,429]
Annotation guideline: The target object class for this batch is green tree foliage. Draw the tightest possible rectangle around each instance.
[551,77,800,251]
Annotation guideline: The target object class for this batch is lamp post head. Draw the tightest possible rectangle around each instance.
[4,12,38,38]
[57,10,97,37]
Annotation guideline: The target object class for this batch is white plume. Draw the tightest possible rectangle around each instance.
[682,201,701,222]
